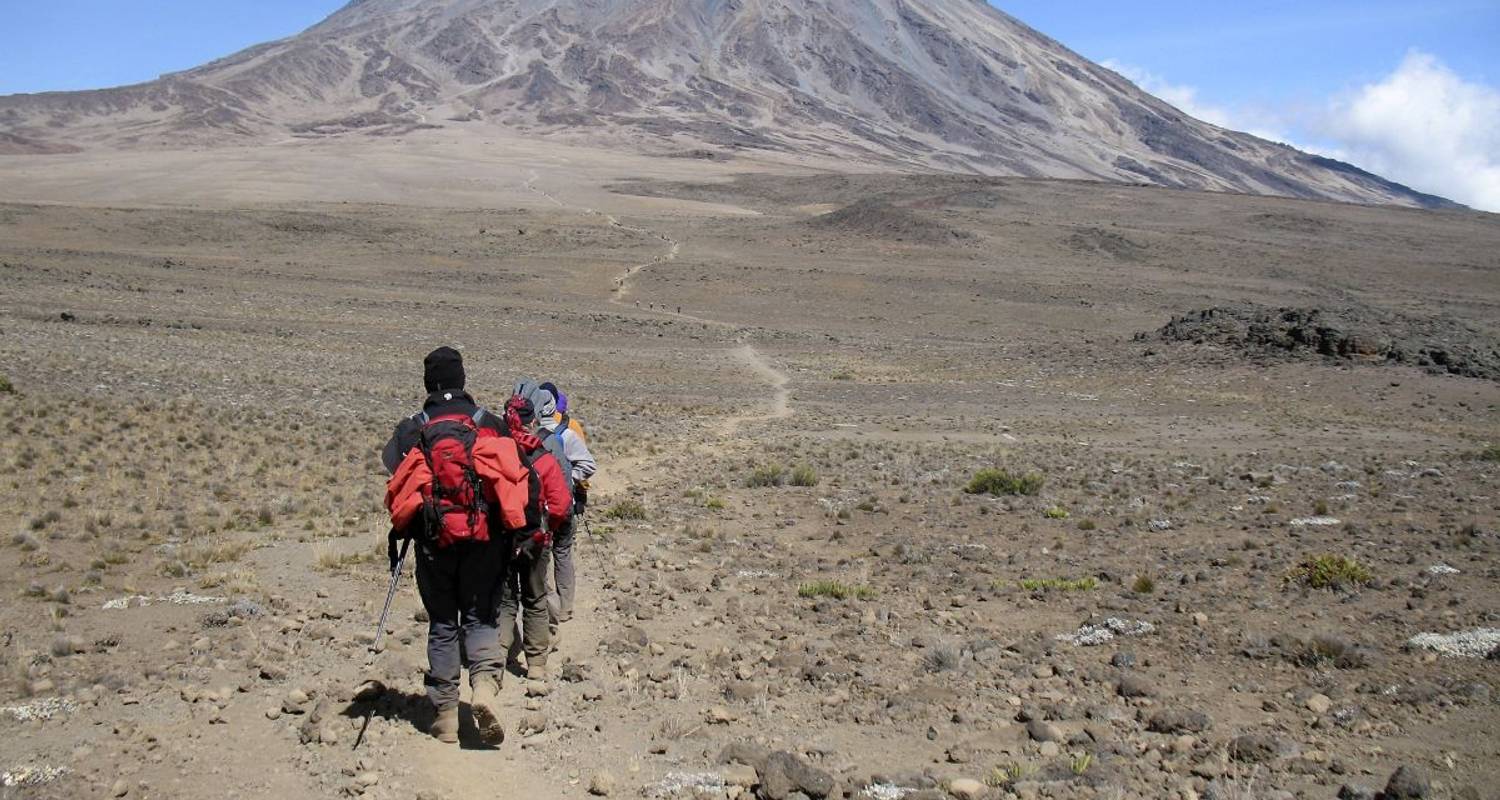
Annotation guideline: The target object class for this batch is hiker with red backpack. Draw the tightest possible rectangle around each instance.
[381,347,537,745]
[498,392,573,679]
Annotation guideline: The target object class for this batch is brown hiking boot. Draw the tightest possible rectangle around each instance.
[527,659,550,681]
[430,705,459,744]
[469,674,505,745]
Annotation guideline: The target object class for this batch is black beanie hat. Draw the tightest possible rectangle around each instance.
[423,347,465,392]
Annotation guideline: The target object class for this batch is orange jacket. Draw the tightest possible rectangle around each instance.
[386,437,531,534]
[552,412,588,443]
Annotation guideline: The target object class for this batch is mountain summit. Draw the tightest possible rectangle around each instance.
[0,0,1451,207]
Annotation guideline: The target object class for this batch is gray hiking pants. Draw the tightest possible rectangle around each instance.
[547,516,578,629]
[414,540,504,710]
[498,543,551,666]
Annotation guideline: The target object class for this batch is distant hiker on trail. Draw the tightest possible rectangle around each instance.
[381,347,536,745]
[533,382,596,636]
[499,393,573,679]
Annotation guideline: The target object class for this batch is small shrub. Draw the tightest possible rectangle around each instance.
[746,463,786,488]
[1285,555,1373,590]
[922,645,964,673]
[1314,500,1330,516]
[315,547,378,572]
[1132,575,1156,594]
[1477,445,1500,462]
[1077,519,1097,531]
[0,375,13,395]
[965,468,1044,497]
[183,540,252,568]
[789,464,819,487]
[797,580,874,600]
[704,496,726,511]
[1043,506,1070,520]
[1070,753,1094,775]
[602,498,647,520]
[1018,576,1098,592]
[986,761,1038,787]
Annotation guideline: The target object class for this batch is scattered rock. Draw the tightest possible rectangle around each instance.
[1116,674,1157,698]
[1382,766,1430,799]
[1229,735,1299,763]
[589,771,617,796]
[948,778,986,799]
[759,751,834,800]
[1025,720,1065,743]
[1147,709,1212,734]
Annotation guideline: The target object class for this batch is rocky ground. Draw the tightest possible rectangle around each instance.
[0,170,1497,800]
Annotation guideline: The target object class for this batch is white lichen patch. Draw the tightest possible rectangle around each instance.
[2,765,69,787]
[1290,516,1342,527]
[1,697,78,722]
[645,772,726,798]
[1057,618,1156,646]
[103,589,227,610]
[1406,628,1500,659]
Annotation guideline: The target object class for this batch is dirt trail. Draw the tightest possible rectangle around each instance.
[523,171,792,434]
[720,344,793,434]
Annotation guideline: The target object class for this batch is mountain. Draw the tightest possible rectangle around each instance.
[0,0,1455,208]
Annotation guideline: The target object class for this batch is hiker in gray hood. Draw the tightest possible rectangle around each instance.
[530,387,595,636]
[514,377,597,638]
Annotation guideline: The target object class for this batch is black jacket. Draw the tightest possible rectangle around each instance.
[381,390,540,532]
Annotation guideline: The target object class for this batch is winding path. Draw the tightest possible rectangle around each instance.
[523,171,791,431]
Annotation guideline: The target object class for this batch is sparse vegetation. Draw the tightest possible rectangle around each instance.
[1077,519,1097,531]
[314,547,379,572]
[745,463,786,488]
[797,580,874,600]
[1132,575,1156,594]
[986,761,1038,787]
[1043,505,1070,519]
[1070,753,1094,775]
[0,375,14,395]
[1477,445,1500,462]
[1285,554,1373,590]
[964,468,1044,497]
[1018,576,1098,592]
[182,540,253,569]
[602,498,647,520]
[789,464,819,487]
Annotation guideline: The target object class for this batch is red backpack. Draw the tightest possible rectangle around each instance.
[417,411,490,548]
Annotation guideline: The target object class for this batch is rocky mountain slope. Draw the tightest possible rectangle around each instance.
[0,0,1454,208]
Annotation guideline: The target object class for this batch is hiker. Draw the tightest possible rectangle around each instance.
[539,380,588,443]
[382,347,537,744]
[531,385,596,634]
[498,393,573,679]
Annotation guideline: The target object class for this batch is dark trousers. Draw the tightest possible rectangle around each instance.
[498,543,552,664]
[414,539,503,709]
[547,516,578,629]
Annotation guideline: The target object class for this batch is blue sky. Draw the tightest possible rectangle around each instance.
[1,1,1497,208]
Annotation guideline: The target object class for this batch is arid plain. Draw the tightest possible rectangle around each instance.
[1,134,1498,800]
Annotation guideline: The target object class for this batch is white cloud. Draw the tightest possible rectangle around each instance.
[1100,59,1301,146]
[1315,51,1500,211]
[1104,53,1500,211]
[1101,59,1232,127]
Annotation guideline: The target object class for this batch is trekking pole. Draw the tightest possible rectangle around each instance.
[371,536,412,653]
